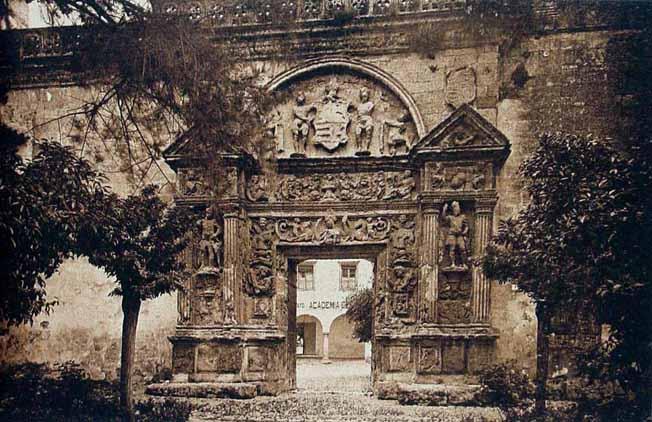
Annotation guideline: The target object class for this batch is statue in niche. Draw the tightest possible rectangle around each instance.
[313,80,351,152]
[354,87,375,156]
[290,91,316,157]
[441,201,469,269]
[197,208,222,270]
[383,111,412,156]
[383,170,414,200]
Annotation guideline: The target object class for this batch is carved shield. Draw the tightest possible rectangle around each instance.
[313,99,350,151]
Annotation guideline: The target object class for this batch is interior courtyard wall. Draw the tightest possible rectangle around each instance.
[1,24,639,379]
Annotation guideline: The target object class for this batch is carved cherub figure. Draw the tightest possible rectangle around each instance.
[384,111,412,156]
[355,88,375,153]
[441,201,469,268]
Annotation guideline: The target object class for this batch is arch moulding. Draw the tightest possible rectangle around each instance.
[266,57,426,138]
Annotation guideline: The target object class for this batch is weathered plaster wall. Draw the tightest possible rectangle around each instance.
[0,258,177,381]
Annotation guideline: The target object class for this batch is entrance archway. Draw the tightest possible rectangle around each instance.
[164,74,510,397]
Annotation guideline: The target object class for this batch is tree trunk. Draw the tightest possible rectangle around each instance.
[120,294,141,422]
[534,303,550,417]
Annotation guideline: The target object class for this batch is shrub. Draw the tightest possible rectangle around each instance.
[345,287,373,342]
[478,361,534,408]
[0,361,191,421]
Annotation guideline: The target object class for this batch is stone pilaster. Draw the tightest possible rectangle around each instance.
[420,201,441,323]
[223,209,240,324]
[471,200,495,323]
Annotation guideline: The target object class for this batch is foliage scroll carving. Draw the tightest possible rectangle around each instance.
[246,170,415,202]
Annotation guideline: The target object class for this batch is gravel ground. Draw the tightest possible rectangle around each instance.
[187,360,501,422]
[296,359,372,392]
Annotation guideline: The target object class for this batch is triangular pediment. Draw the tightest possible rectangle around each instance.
[412,104,510,154]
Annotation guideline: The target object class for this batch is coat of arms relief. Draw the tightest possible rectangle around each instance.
[269,74,418,157]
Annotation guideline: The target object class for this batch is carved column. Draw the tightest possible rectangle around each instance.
[420,201,441,323]
[471,200,495,323]
[223,209,240,324]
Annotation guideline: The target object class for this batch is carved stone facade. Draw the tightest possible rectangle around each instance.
[269,72,418,158]
[164,66,510,394]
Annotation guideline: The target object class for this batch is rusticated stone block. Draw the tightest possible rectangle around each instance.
[467,340,495,374]
[396,383,481,406]
[442,340,466,374]
[196,343,241,373]
[172,343,195,374]
[146,382,258,399]
[248,346,278,372]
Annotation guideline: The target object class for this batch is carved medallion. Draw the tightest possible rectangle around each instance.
[446,67,476,108]
[418,346,442,374]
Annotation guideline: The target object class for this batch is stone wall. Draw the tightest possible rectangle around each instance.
[1,20,641,380]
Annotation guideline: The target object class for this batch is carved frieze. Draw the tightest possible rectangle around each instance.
[178,167,210,196]
[245,214,417,300]
[426,161,490,192]
[246,170,415,202]
[269,73,417,157]
[437,300,471,324]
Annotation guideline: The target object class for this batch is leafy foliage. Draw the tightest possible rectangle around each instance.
[78,185,193,300]
[345,287,373,343]
[0,125,108,325]
[483,132,652,420]
[0,361,191,421]
[478,361,533,409]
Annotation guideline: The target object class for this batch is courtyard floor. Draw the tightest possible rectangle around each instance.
[187,360,502,422]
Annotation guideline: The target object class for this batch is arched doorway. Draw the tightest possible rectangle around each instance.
[329,314,364,360]
[297,314,323,357]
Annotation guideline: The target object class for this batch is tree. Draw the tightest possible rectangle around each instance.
[345,287,373,343]
[77,185,193,421]
[0,124,108,325]
[483,133,652,419]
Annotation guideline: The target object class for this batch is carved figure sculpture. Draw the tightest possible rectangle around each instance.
[317,214,341,244]
[354,88,375,154]
[384,111,412,156]
[197,208,222,269]
[430,163,445,190]
[264,108,284,155]
[291,91,316,156]
[313,80,351,152]
[441,201,469,269]
[390,214,416,265]
[246,175,270,202]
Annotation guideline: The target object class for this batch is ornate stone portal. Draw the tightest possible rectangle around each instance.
[162,65,510,396]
